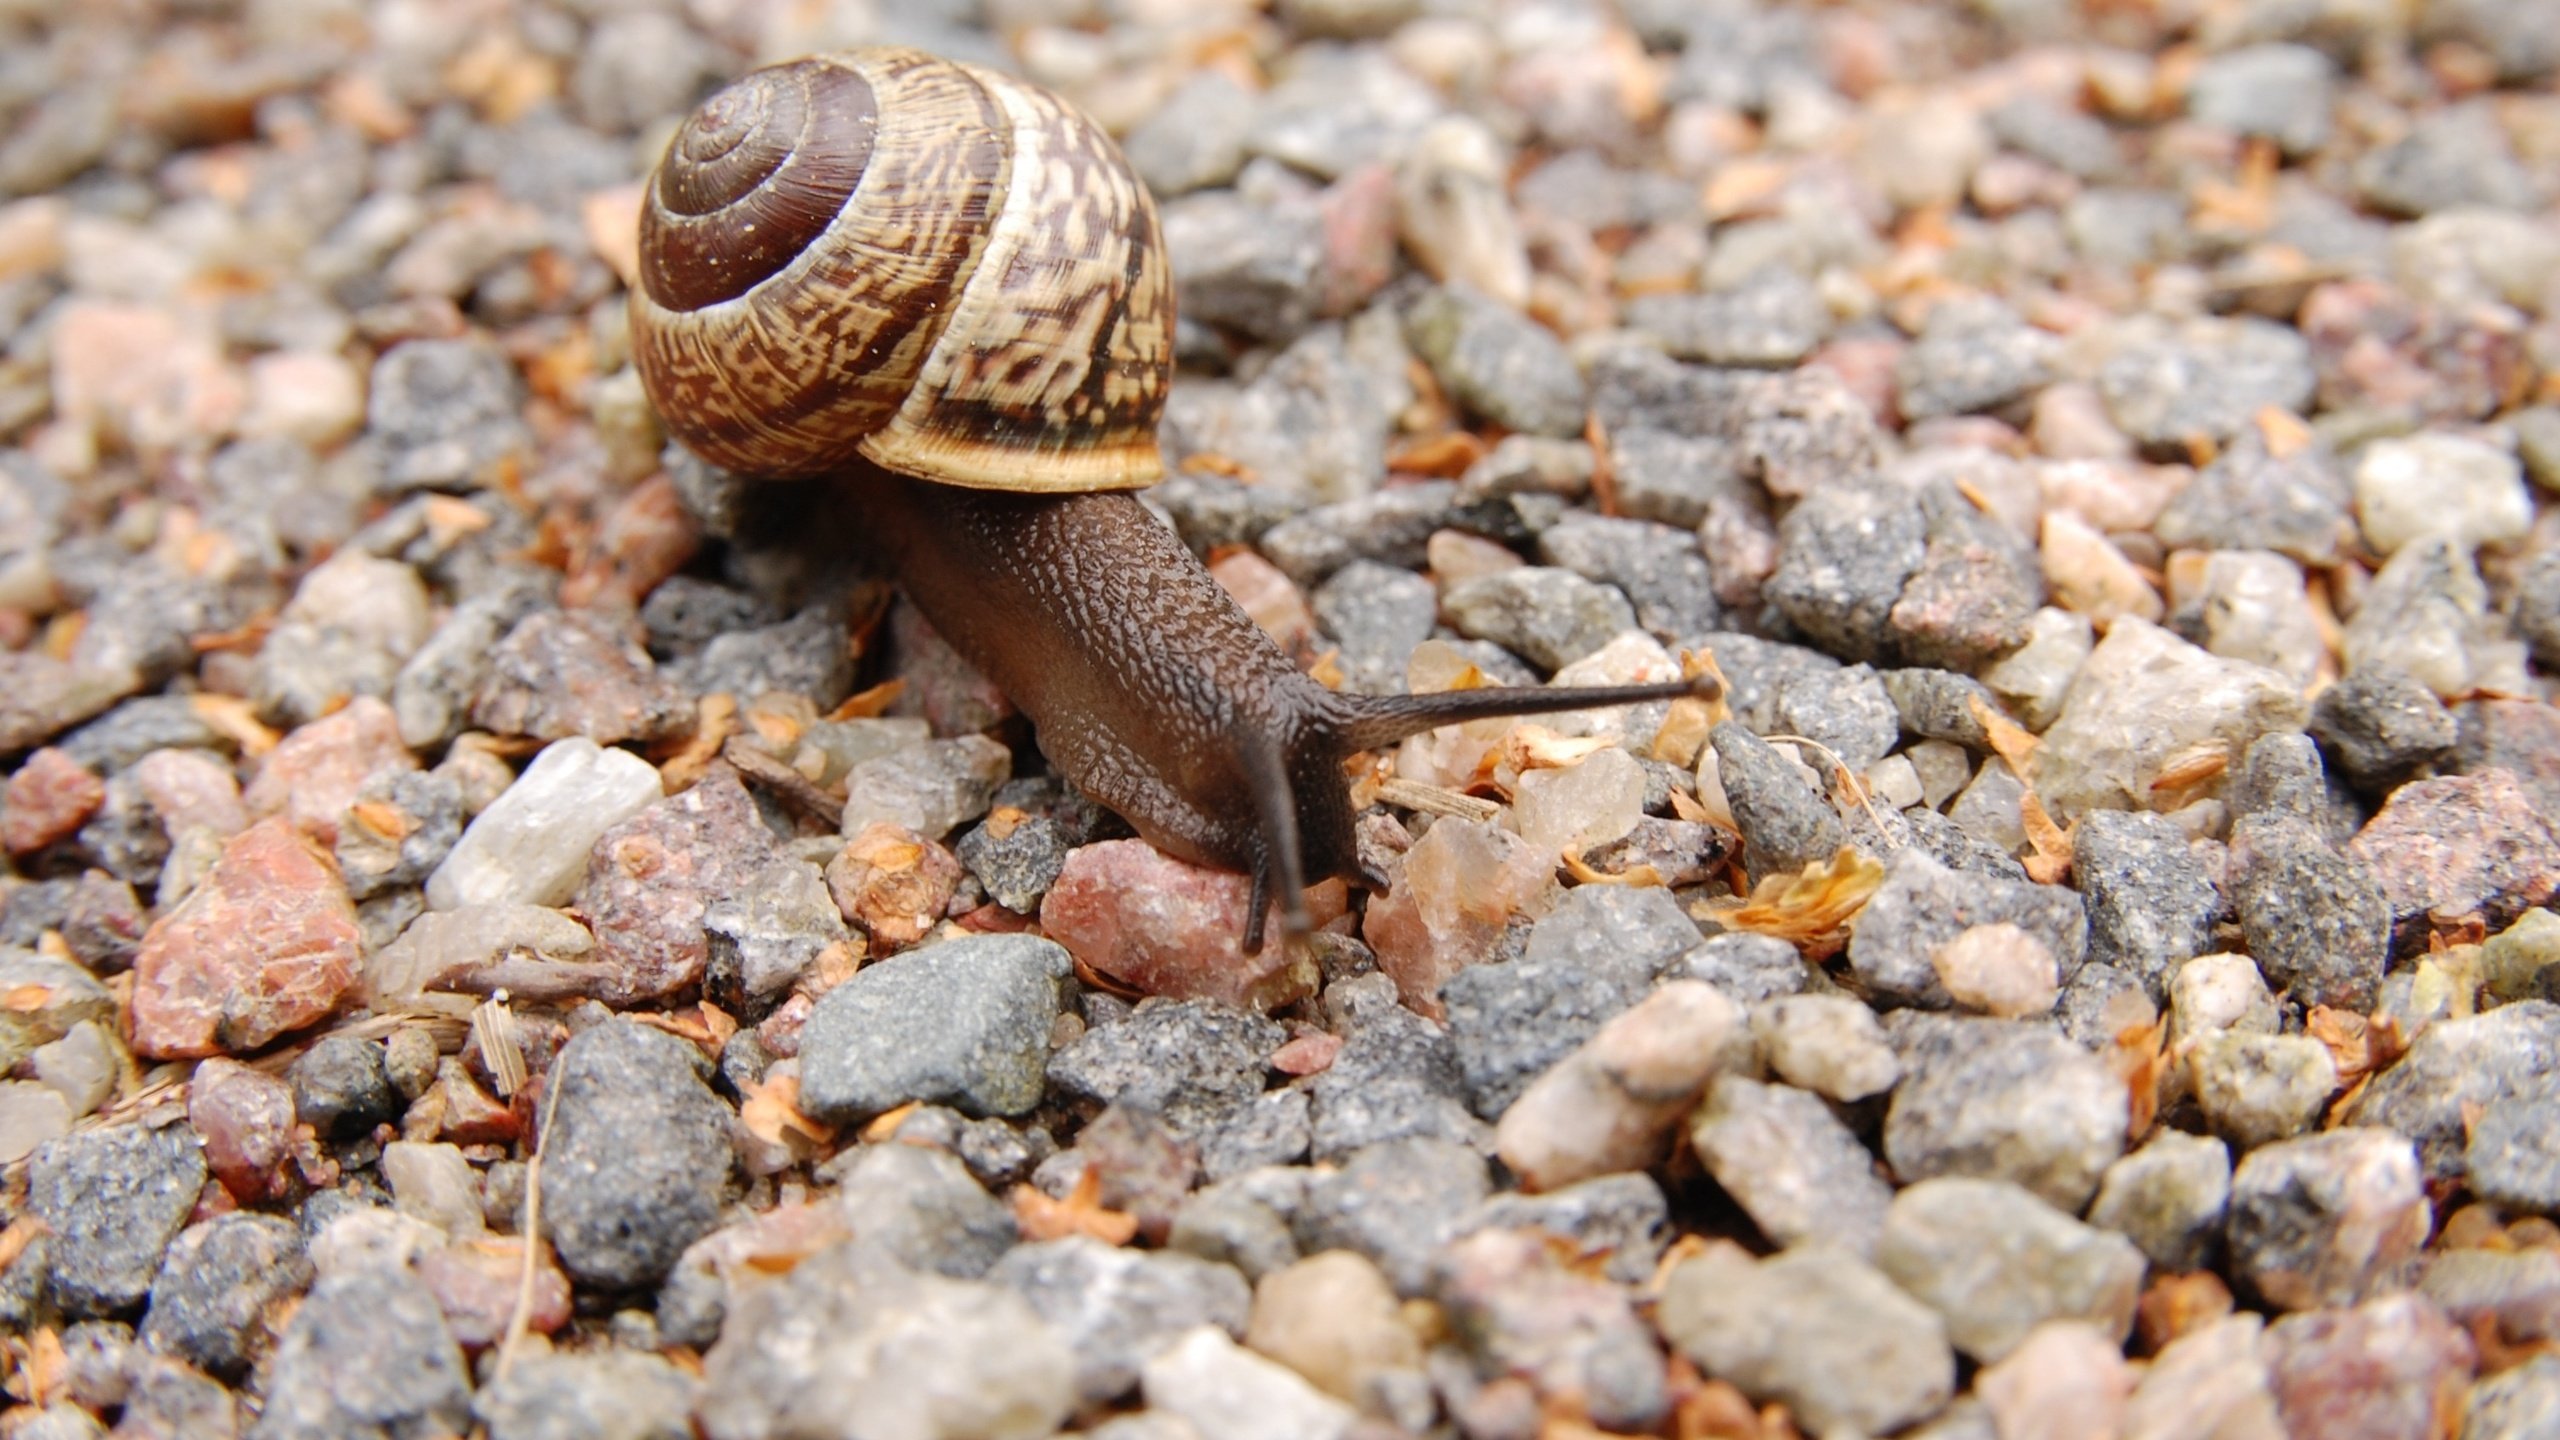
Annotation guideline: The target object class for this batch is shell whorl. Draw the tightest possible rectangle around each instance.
[630,47,1173,491]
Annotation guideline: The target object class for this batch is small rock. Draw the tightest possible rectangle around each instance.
[1244,1250,1425,1421]
[1441,567,1637,672]
[839,734,1011,841]
[2350,770,2560,942]
[1362,816,1557,1010]
[2187,44,2335,155]
[991,1237,1253,1406]
[2459,1353,2560,1440]
[426,739,664,911]
[187,1058,297,1205]
[249,1269,474,1440]
[287,1034,399,1139]
[1847,849,2087,1010]
[2264,1292,2474,1440]
[2154,430,2357,566]
[2073,809,2223,1001]
[800,933,1070,1121]
[1043,839,1324,1011]
[2189,1033,2339,1153]
[2469,1100,2560,1215]
[470,610,690,746]
[1896,297,2059,420]
[2,747,104,856]
[2089,1129,2233,1273]
[2344,536,2519,699]
[2097,316,2316,451]
[381,1141,484,1240]
[1709,722,1846,885]
[139,1214,309,1380]
[474,1350,698,1440]
[575,769,782,1005]
[1692,1074,1895,1256]
[2353,432,2531,557]
[1977,1321,2136,1440]
[2227,1127,2429,1311]
[2121,1313,2286,1440]
[1884,1014,2129,1211]
[541,1021,736,1291]
[1753,993,1899,1102]
[1626,268,1829,370]
[1655,1243,1955,1438]
[30,1122,210,1318]
[128,818,361,1058]
[1295,1137,1490,1296]
[2346,1001,2560,1182]
[2309,664,2457,792]
[1766,481,1929,663]
[2034,617,2308,820]
[1877,1176,2146,1363]
[1434,1227,1668,1431]
[1406,284,1585,438]
[1494,980,1735,1192]
[1441,884,1698,1118]
[2229,808,2391,1011]
[1932,922,2061,1018]
[1141,1325,1359,1440]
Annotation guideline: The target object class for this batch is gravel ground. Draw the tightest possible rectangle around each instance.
[1,0,2559,1435]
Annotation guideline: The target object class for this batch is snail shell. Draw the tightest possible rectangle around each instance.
[629,47,1174,491]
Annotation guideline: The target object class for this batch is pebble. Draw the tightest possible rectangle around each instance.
[575,769,780,1006]
[1765,481,1928,663]
[2153,431,2357,566]
[2188,1032,2339,1152]
[1050,998,1284,1145]
[839,734,1011,841]
[381,1140,484,1239]
[1932,922,2062,1018]
[1123,70,1256,196]
[287,1033,399,1138]
[2187,44,2335,155]
[1308,996,1486,1162]
[799,932,1070,1122]
[248,1270,474,1440]
[2088,1129,2233,1273]
[1,746,104,855]
[114,1354,239,1440]
[255,557,433,726]
[0,950,113,1071]
[127,817,361,1058]
[139,1214,310,1379]
[364,902,598,1004]
[2309,664,2458,791]
[363,338,530,493]
[2354,432,2532,557]
[2356,103,2539,217]
[702,854,844,1008]
[1883,1014,2129,1211]
[991,1237,1253,1406]
[2264,1291,2475,1439]
[2072,809,2223,1001]
[1439,567,1637,672]
[2227,1127,2429,1311]
[2344,536,2516,698]
[1977,1321,2136,1440]
[187,1058,297,1206]
[1141,1325,1359,1440]
[696,1239,1071,1437]
[1692,1074,1895,1256]
[1310,560,1438,694]
[2228,804,2391,1011]
[2469,1101,2560,1214]
[473,1350,698,1440]
[540,1020,736,1291]
[2097,316,2317,451]
[1043,839,1323,1011]
[1494,980,1735,1192]
[1980,607,2092,731]
[1535,514,1722,641]
[1405,284,1585,439]
[1847,849,2088,1010]
[2122,1313,2286,1440]
[333,768,463,901]
[2346,1002,2560,1182]
[1441,883,1698,1118]
[1655,1243,1956,1438]
[470,610,691,746]
[1434,1226,1668,1431]
[1897,298,2060,420]
[1627,268,1830,370]
[2459,1353,2560,1440]
[1877,1176,2146,1363]
[1295,1137,1491,1296]
[1244,1250,1426,1422]
[30,1121,210,1318]
[1754,994,1900,1102]
[1708,721,1845,883]
[2350,770,2560,940]
[2034,617,2308,820]
[425,739,662,911]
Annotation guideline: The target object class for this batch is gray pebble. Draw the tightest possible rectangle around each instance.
[1895,298,2059,420]
[1161,184,1323,347]
[1434,1227,1668,1432]
[1048,997,1283,1141]
[541,1020,736,1291]
[1883,1013,2129,1211]
[364,338,529,494]
[1769,662,1900,774]
[1656,1244,1954,1438]
[2153,430,2358,566]
[825,1143,1017,1279]
[1311,560,1439,694]
[2098,316,2317,451]
[2470,1101,2560,1215]
[2310,663,2458,790]
[1765,481,1928,662]
[1308,1000,1485,1162]
[1536,514,1722,641]
[2356,102,2540,217]
[990,1236,1252,1404]
[246,1270,469,1440]
[1442,885,1699,1118]
[1667,932,1810,1004]
[2188,44,2335,155]
[2347,1001,2560,1182]
[1625,268,1830,369]
[114,1353,239,1440]
[335,769,462,902]
[1875,1176,2145,1363]
[474,1350,697,1440]
[1460,1172,1671,1287]
[31,1123,208,1319]
[1441,566,1637,672]
[2074,809,2223,1001]
[1847,849,2089,1009]
[2227,812,2390,1011]
[800,933,1070,1122]
[669,606,856,710]
[1124,70,1255,196]
[702,856,846,1010]
[1407,284,1587,438]
[1295,1137,1491,1296]
[1709,722,1847,885]
[288,1035,401,1140]
[139,1215,310,1380]
[1693,1076,1893,1257]
[2088,1128,2233,1272]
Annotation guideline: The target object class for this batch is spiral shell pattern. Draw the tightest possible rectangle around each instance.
[629,47,1173,491]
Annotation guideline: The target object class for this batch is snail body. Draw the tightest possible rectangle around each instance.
[633,49,1713,951]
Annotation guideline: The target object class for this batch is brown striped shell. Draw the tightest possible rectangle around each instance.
[628,47,1174,492]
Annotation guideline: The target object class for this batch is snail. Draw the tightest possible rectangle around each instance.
[629,47,1715,952]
